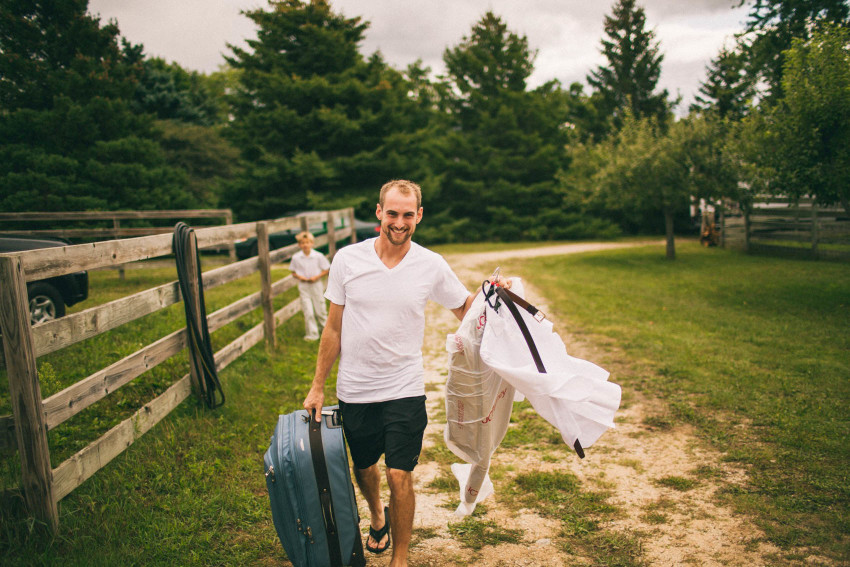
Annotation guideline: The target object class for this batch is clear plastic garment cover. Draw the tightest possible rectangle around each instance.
[444,276,621,516]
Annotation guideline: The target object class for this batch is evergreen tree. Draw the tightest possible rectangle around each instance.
[587,0,670,130]
[691,46,755,120]
[738,0,849,101]
[223,0,427,220]
[0,0,193,213]
[134,58,225,125]
[433,12,573,242]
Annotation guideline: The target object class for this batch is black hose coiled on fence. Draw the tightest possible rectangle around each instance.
[173,222,225,409]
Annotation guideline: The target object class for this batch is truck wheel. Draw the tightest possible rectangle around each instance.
[27,282,65,325]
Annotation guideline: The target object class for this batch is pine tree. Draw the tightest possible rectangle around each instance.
[0,0,192,213]
[691,46,755,120]
[434,12,572,243]
[587,0,670,129]
[223,0,429,220]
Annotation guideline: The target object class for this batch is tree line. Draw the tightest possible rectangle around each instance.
[1,0,847,257]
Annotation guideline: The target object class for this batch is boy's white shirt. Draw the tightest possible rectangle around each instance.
[290,249,330,284]
[324,238,468,404]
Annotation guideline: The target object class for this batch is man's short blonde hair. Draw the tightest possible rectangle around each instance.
[379,179,422,209]
[296,231,314,243]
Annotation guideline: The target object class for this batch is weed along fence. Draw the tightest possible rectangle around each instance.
[0,209,238,263]
[721,197,850,260]
[0,208,355,531]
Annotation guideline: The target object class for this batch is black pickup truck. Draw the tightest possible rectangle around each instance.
[0,236,89,324]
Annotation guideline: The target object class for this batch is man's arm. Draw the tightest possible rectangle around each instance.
[303,301,344,420]
[451,293,476,321]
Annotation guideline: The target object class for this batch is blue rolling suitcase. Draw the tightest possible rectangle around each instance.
[264,407,366,567]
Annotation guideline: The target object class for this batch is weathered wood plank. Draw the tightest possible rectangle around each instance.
[32,281,181,358]
[17,222,257,281]
[0,210,232,221]
[271,274,297,297]
[266,217,302,234]
[32,251,275,358]
[0,255,58,531]
[257,222,275,350]
[42,284,271,430]
[326,212,337,258]
[51,375,193,502]
[274,298,302,328]
[269,243,300,265]
[42,329,187,430]
[214,322,265,372]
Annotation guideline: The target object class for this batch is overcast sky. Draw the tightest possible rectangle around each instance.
[87,0,750,112]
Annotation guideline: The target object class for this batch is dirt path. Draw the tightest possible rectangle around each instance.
[358,242,825,567]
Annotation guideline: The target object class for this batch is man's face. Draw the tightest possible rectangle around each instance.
[376,188,422,247]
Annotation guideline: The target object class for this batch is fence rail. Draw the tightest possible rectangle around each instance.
[721,197,850,261]
[0,208,356,531]
[0,209,237,263]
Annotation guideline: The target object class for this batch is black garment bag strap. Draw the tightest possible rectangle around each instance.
[308,411,366,567]
[492,286,585,459]
[482,280,546,321]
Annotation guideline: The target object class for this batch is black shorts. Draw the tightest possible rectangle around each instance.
[338,396,428,472]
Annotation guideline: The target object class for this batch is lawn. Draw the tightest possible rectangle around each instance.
[1,241,848,564]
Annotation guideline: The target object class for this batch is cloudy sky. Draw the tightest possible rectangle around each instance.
[87,0,750,112]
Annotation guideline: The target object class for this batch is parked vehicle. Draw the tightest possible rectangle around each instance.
[0,237,89,324]
[235,212,379,260]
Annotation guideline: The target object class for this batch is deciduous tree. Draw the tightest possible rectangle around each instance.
[738,0,849,100]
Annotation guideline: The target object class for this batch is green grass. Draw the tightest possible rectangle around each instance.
[0,259,312,565]
[447,515,523,550]
[500,241,850,560]
[3,241,848,563]
[509,471,643,566]
[655,476,698,492]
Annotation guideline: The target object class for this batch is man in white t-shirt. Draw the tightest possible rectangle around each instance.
[304,180,501,567]
[289,231,330,341]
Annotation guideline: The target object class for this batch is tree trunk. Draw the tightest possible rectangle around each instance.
[664,208,675,260]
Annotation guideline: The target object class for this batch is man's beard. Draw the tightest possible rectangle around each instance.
[384,225,413,245]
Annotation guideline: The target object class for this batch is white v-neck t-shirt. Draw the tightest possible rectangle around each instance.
[325,238,469,403]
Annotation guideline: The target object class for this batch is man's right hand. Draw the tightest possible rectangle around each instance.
[303,387,324,422]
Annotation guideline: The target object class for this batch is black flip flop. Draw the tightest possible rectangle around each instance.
[365,506,391,554]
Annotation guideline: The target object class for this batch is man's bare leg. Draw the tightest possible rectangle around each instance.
[386,467,415,567]
[353,464,389,551]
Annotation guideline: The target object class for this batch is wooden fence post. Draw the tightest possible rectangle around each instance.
[0,255,59,532]
[257,222,275,350]
[811,202,819,257]
[225,210,236,263]
[326,212,337,259]
[349,208,357,244]
[113,218,125,280]
[183,232,205,401]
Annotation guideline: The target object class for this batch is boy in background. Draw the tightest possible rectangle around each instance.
[290,231,330,341]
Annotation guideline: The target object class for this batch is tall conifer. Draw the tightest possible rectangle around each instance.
[587,0,670,129]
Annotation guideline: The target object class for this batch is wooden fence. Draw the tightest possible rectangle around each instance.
[0,209,237,262]
[0,208,356,531]
[721,197,850,261]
